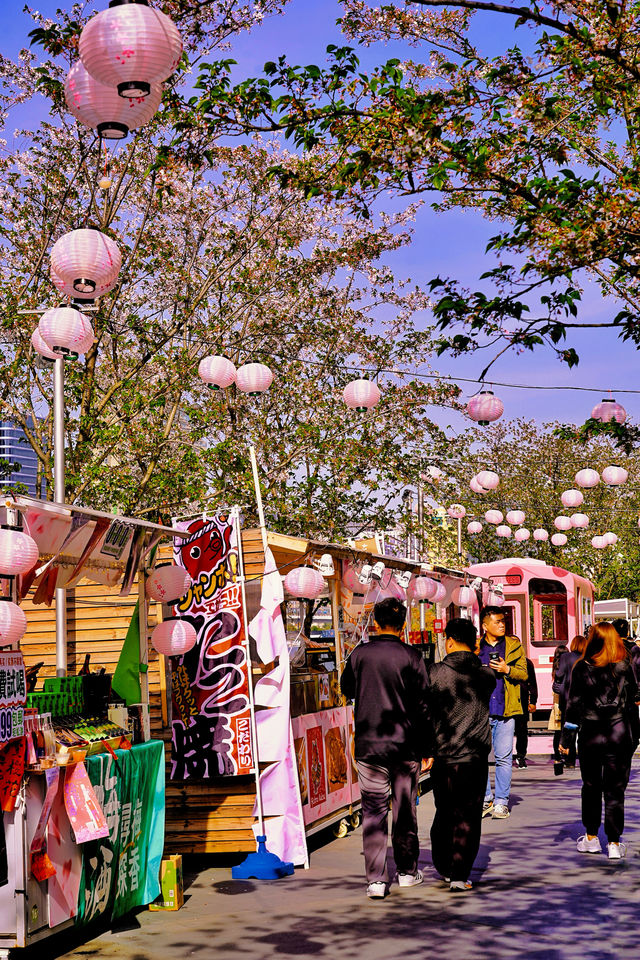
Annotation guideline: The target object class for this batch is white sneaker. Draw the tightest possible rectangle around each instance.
[450,880,473,892]
[577,835,601,854]
[366,881,387,899]
[607,842,627,860]
[397,870,423,888]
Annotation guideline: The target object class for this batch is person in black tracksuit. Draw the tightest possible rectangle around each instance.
[426,617,495,891]
[560,623,639,858]
[340,597,429,898]
[553,635,586,766]
[514,657,538,768]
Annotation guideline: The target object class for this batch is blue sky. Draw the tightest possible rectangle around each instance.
[3,0,637,430]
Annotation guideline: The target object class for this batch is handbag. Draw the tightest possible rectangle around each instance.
[547,697,562,732]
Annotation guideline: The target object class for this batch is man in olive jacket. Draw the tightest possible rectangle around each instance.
[477,605,527,819]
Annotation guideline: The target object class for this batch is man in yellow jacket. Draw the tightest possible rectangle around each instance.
[478,606,528,819]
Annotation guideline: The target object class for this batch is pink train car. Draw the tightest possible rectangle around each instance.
[466,558,595,709]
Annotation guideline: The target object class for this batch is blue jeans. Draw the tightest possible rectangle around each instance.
[485,717,515,806]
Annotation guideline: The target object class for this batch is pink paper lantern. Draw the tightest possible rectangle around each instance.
[447,504,466,520]
[467,521,483,534]
[343,378,381,412]
[50,228,121,298]
[432,582,447,604]
[476,470,499,490]
[0,601,28,644]
[470,476,486,494]
[79,1,183,99]
[146,565,191,603]
[554,516,572,531]
[467,390,504,426]
[198,355,237,390]
[591,398,626,424]
[410,577,439,602]
[342,565,362,593]
[571,513,589,529]
[65,59,163,139]
[603,532,618,546]
[602,466,628,486]
[561,489,584,509]
[485,510,503,525]
[551,533,567,546]
[0,529,39,575]
[284,567,325,599]
[236,362,273,395]
[486,590,505,606]
[591,535,606,550]
[506,510,525,525]
[152,618,197,657]
[39,307,94,358]
[575,469,600,488]
[514,528,530,542]
[533,528,549,541]
[452,585,474,606]
[31,327,58,362]
[496,525,512,538]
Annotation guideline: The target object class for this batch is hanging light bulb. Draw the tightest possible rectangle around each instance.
[591,398,626,424]
[198,356,237,390]
[31,328,58,362]
[50,228,121,298]
[39,307,94,359]
[343,378,381,412]
[64,60,163,139]
[235,363,273,395]
[467,390,504,426]
[79,0,183,99]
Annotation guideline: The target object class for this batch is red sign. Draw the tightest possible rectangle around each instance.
[492,574,523,586]
[433,620,444,633]
[0,737,25,811]
[306,726,326,808]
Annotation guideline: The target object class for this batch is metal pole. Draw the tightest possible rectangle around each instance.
[54,357,66,677]
[457,517,463,560]
[249,445,268,555]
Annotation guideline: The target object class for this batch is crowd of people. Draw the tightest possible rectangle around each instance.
[340,598,640,899]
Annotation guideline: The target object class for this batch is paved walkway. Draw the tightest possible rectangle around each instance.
[28,757,640,960]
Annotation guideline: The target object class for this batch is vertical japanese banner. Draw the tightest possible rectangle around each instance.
[170,514,254,779]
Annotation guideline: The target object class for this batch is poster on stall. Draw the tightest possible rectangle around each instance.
[64,762,109,844]
[292,707,353,825]
[170,513,254,780]
[76,741,164,925]
[0,651,26,742]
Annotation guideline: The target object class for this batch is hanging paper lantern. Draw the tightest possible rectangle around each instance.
[152,618,197,657]
[561,489,584,509]
[591,398,626,424]
[467,390,504,426]
[470,476,487,494]
[603,532,618,546]
[601,466,628,486]
[31,327,58,362]
[575,469,600,488]
[0,529,39,575]
[343,378,381,412]
[506,510,525,526]
[0,601,28,645]
[79,1,183,99]
[452,585,474,607]
[432,582,447,604]
[64,60,163,139]
[514,528,530,542]
[551,533,567,547]
[447,504,466,520]
[496,525,512,538]
[284,567,325,599]
[409,576,439,602]
[467,520,483,534]
[571,513,589,529]
[50,228,121,298]
[486,590,505,606]
[235,362,273,395]
[198,355,236,390]
[39,307,94,359]
[591,535,606,550]
[554,516,572,532]
[476,470,499,490]
[146,565,191,603]
[485,510,503,525]
[533,529,549,541]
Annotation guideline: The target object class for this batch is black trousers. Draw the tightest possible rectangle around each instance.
[514,713,529,759]
[578,720,633,843]
[430,755,488,882]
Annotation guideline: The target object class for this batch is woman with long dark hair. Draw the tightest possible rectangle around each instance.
[560,623,639,859]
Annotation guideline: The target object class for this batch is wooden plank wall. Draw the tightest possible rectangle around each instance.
[19,539,261,856]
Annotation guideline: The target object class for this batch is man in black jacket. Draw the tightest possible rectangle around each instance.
[340,597,429,900]
[427,617,495,891]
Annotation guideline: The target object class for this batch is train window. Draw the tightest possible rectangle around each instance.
[529,578,568,646]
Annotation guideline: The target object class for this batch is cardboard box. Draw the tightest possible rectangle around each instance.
[149,855,184,911]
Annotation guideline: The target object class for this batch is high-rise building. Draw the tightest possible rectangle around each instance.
[0,420,41,496]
